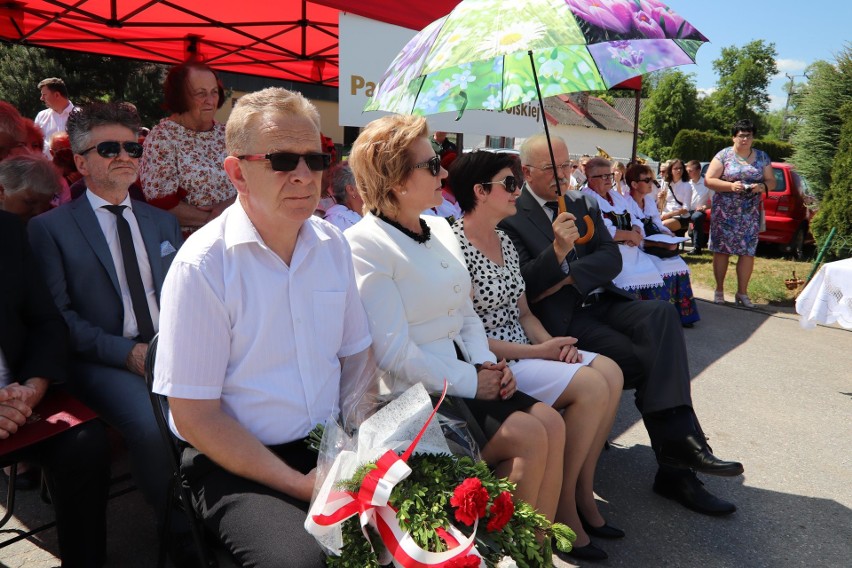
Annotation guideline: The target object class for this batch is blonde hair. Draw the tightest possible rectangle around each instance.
[348,114,429,217]
[225,88,321,156]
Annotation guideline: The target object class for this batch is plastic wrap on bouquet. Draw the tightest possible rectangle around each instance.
[306,382,489,567]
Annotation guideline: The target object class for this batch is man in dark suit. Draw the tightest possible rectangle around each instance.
[1,209,110,567]
[499,133,743,515]
[27,102,187,559]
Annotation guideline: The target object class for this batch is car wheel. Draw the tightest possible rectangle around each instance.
[789,226,806,261]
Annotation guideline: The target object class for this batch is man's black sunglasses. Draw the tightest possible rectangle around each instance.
[80,141,144,159]
[412,155,441,176]
[482,175,518,193]
[237,152,332,172]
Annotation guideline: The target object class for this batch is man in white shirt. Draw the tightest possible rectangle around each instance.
[34,78,76,156]
[686,159,712,254]
[154,87,373,568]
[27,102,189,564]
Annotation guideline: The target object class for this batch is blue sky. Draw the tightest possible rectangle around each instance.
[663,0,848,110]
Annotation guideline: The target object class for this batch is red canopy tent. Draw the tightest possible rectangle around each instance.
[0,1,461,86]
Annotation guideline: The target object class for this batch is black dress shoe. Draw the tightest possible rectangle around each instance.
[653,470,736,516]
[658,434,744,477]
[579,512,625,539]
[555,541,608,561]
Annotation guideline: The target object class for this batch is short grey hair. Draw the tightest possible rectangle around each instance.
[226,87,321,156]
[66,102,141,155]
[0,154,62,197]
[520,132,567,165]
[329,163,355,204]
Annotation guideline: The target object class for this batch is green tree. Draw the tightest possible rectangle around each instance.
[703,40,778,133]
[810,100,852,258]
[636,69,699,160]
[789,45,852,200]
[0,44,167,127]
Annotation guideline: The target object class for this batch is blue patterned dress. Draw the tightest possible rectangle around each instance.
[710,147,771,256]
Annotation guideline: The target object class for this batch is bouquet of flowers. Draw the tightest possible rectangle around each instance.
[305,383,575,568]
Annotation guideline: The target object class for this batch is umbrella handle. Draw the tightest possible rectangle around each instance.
[575,214,595,245]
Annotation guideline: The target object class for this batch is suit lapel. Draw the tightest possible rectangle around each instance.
[70,198,121,296]
[131,204,165,296]
[518,187,554,242]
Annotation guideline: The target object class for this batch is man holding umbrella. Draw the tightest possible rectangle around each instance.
[499,132,743,516]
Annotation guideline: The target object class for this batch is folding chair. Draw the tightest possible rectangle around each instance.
[144,334,217,568]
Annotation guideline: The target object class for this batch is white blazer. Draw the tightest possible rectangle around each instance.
[346,213,495,398]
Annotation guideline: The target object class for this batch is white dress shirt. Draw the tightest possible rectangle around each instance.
[34,101,75,156]
[86,190,159,339]
[662,180,693,214]
[323,203,362,232]
[689,176,713,209]
[153,200,371,445]
[346,213,496,399]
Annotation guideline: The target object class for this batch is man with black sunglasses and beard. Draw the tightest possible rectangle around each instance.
[27,102,191,564]
[152,88,372,567]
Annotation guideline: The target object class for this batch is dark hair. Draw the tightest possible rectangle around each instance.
[449,151,515,214]
[66,102,141,155]
[37,77,69,99]
[664,158,688,184]
[163,61,225,114]
[731,119,756,137]
[625,163,653,185]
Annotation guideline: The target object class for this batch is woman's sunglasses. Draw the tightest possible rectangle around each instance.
[237,152,332,172]
[412,155,441,176]
[80,141,144,159]
[482,175,518,193]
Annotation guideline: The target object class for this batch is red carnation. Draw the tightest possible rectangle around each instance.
[486,491,514,532]
[445,553,481,568]
[450,478,489,526]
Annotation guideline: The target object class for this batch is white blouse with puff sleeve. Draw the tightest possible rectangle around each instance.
[346,213,496,398]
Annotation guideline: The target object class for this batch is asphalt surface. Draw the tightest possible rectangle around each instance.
[2,289,850,568]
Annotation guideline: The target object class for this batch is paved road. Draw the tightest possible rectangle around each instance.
[3,293,850,567]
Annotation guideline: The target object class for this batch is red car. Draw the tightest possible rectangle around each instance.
[700,162,816,259]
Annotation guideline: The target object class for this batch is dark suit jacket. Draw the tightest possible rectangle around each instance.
[498,187,632,336]
[0,210,68,383]
[27,194,182,369]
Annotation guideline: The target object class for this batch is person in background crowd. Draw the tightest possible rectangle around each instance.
[28,102,192,567]
[140,60,235,236]
[424,150,463,221]
[34,78,76,157]
[323,162,363,231]
[22,118,45,155]
[573,154,590,186]
[500,132,743,519]
[0,154,63,224]
[137,126,150,145]
[686,159,712,254]
[0,102,29,162]
[611,161,629,196]
[432,130,457,156]
[703,119,775,307]
[659,159,693,233]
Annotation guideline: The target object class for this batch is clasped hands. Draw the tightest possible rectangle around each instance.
[0,383,37,439]
[475,360,516,401]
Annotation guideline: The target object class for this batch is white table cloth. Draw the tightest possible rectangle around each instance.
[796,257,852,329]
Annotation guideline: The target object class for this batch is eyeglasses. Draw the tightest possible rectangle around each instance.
[588,173,615,181]
[412,155,441,176]
[79,141,145,159]
[735,133,754,140]
[237,152,332,172]
[636,177,655,183]
[526,162,573,175]
[482,175,518,193]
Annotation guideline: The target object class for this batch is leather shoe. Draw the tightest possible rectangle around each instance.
[658,434,744,477]
[554,540,608,562]
[579,512,625,539]
[653,470,736,516]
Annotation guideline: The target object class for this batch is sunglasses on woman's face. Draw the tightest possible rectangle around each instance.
[80,141,145,159]
[237,152,332,172]
[412,155,441,176]
[482,175,518,193]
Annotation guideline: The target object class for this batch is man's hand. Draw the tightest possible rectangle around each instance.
[126,342,149,376]
[0,386,34,439]
[552,211,579,261]
[293,468,317,502]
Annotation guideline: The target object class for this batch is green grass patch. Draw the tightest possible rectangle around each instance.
[683,247,815,306]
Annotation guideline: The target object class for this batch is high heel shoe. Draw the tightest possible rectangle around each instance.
[735,293,755,308]
[579,512,626,539]
[714,290,725,304]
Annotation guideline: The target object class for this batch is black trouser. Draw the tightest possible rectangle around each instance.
[690,210,708,248]
[180,439,325,568]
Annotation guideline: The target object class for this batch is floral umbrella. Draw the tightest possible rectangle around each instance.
[366,0,707,121]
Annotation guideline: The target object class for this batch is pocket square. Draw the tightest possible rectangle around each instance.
[160,240,177,257]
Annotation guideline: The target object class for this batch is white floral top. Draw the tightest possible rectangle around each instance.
[139,118,235,221]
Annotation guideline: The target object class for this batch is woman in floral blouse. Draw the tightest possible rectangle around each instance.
[140,61,235,235]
